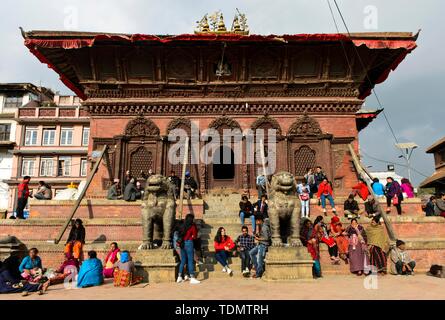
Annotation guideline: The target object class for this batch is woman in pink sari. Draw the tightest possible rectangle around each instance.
[103,242,120,278]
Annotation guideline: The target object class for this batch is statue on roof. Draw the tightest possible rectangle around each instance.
[195,9,249,35]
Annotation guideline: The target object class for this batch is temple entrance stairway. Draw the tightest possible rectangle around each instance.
[0,195,444,280]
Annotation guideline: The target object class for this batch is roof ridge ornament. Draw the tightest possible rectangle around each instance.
[195,9,249,35]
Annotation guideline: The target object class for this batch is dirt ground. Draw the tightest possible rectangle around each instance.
[1,274,444,300]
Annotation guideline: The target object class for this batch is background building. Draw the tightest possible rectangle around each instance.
[420,136,445,194]
[0,83,54,211]
[5,94,88,212]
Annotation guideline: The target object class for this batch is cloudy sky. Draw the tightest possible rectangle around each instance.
[1,0,443,186]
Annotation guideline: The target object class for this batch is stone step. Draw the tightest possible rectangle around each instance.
[12,236,445,278]
[2,216,443,241]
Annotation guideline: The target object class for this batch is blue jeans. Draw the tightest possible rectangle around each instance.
[215,250,229,267]
[240,211,256,233]
[249,244,267,277]
[179,240,195,277]
[320,194,335,209]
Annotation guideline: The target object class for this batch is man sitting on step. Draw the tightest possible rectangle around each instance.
[235,225,255,277]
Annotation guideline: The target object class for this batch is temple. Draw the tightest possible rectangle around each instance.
[22,30,417,196]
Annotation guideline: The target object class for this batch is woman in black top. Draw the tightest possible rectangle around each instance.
[65,218,86,261]
[239,195,255,233]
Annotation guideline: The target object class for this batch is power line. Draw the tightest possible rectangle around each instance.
[329,0,401,145]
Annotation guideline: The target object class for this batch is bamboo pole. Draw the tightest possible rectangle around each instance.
[54,145,108,244]
[259,139,270,197]
[178,137,189,220]
[348,144,397,241]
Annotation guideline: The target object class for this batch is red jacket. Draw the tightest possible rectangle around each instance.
[183,224,198,241]
[317,182,333,198]
[214,236,235,252]
[17,182,30,200]
[352,182,369,201]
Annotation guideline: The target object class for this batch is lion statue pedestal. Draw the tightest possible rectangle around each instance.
[264,171,314,280]
[133,249,178,283]
[263,247,313,281]
[135,174,178,282]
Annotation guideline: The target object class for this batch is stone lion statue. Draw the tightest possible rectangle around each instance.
[267,171,302,247]
[139,174,176,250]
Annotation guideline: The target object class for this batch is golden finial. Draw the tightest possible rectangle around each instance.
[232,16,241,32]
[217,13,226,32]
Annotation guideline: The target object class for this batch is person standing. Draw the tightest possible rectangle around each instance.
[249,216,271,279]
[235,226,255,276]
[300,219,321,278]
[299,186,311,218]
[64,218,86,261]
[15,176,32,219]
[213,227,236,276]
[167,170,181,200]
[366,216,390,275]
[385,177,403,215]
[256,174,267,199]
[304,168,317,198]
[316,178,337,216]
[176,214,200,284]
[314,166,327,188]
[346,219,369,276]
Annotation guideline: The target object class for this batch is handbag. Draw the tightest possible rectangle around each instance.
[392,194,399,205]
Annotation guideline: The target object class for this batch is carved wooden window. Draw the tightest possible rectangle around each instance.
[292,50,320,78]
[70,48,93,80]
[126,49,154,80]
[96,47,117,80]
[329,47,349,78]
[294,146,316,177]
[130,146,153,178]
[250,50,279,81]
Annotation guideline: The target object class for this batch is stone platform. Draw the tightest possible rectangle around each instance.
[0,196,444,280]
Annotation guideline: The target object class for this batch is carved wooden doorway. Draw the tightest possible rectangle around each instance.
[287,114,333,181]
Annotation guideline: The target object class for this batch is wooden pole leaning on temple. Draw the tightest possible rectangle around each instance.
[347,144,397,242]
[178,137,189,220]
[54,145,108,244]
[259,139,270,197]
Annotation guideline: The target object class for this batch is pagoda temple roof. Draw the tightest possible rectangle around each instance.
[22,30,418,100]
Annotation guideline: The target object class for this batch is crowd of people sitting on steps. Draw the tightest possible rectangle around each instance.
[0,219,143,295]
[107,169,198,201]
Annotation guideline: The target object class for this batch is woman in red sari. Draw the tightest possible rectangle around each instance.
[330,216,349,264]
[103,242,120,278]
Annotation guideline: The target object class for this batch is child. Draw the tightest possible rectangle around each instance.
[300,187,311,218]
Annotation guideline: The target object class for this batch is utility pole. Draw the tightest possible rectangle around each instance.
[395,142,418,182]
